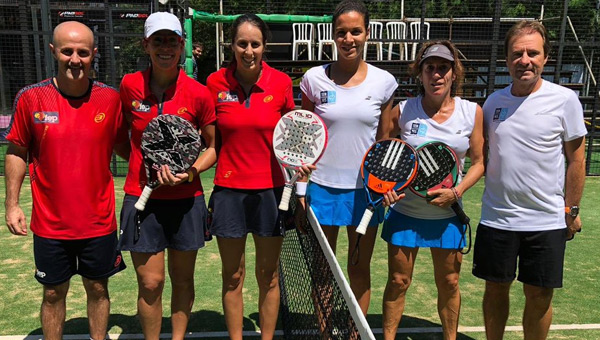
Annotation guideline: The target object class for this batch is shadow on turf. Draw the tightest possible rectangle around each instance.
[367,314,477,340]
[25,309,254,336]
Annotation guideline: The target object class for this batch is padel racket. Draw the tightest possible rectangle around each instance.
[411,141,470,225]
[134,114,202,211]
[273,109,328,211]
[356,138,418,235]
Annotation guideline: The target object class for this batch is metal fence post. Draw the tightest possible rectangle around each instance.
[487,0,502,96]
[554,0,568,84]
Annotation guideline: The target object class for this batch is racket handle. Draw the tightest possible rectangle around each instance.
[451,202,470,225]
[356,207,374,235]
[278,185,293,211]
[134,186,153,211]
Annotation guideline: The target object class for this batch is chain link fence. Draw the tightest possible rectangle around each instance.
[1,0,599,175]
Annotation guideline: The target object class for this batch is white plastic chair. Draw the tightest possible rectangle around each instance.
[317,23,337,60]
[386,22,407,60]
[409,21,430,60]
[292,23,313,61]
[363,21,383,60]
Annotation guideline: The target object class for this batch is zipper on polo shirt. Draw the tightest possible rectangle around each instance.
[239,85,254,108]
[157,94,165,115]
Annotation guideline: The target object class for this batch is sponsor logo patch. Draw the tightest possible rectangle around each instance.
[410,122,428,136]
[493,108,508,121]
[33,111,59,124]
[131,100,151,113]
[217,91,238,103]
[319,91,336,104]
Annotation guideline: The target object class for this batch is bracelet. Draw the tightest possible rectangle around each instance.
[296,181,308,196]
[187,169,194,183]
[450,187,460,202]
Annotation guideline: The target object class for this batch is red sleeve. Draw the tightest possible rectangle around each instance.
[195,86,216,127]
[5,90,32,148]
[283,77,296,113]
[114,100,129,144]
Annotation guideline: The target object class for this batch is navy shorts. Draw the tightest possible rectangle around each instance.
[33,231,126,285]
[119,194,210,253]
[472,224,567,288]
[208,186,287,238]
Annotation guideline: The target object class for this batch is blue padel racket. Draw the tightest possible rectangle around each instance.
[356,138,418,235]
[135,115,202,211]
[273,109,328,211]
[411,141,470,225]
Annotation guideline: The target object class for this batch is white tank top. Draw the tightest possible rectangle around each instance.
[393,96,477,219]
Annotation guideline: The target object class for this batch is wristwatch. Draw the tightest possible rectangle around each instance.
[565,206,580,218]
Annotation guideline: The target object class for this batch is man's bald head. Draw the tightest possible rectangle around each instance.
[49,21,97,93]
[52,21,95,48]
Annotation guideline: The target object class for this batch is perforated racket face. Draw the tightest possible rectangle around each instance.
[411,141,459,197]
[140,115,202,174]
[361,139,418,194]
[273,109,328,168]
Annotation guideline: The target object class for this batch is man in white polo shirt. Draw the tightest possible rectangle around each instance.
[473,20,587,340]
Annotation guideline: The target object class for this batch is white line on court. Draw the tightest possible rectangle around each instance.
[2,324,600,339]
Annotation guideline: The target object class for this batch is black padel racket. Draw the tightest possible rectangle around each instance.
[412,141,471,253]
[135,115,202,211]
[411,141,470,225]
[273,109,328,211]
[356,138,418,235]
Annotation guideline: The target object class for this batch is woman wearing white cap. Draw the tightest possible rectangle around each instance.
[378,40,485,340]
[118,12,217,340]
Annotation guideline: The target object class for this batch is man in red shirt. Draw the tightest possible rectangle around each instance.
[3,21,128,340]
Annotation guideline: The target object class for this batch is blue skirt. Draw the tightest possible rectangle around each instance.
[382,209,466,249]
[307,182,384,227]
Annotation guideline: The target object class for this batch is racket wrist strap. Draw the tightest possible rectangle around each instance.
[451,187,461,201]
[295,181,308,197]
[187,169,195,183]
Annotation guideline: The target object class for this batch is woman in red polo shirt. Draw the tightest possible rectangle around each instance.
[118,12,217,340]
[206,14,311,340]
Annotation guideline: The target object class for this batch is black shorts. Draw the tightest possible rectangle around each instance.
[33,231,126,285]
[208,186,288,238]
[119,194,210,253]
[472,224,567,288]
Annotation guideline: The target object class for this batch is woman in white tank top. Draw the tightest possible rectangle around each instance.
[377,41,485,340]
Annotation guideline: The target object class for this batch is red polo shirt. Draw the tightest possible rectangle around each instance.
[4,79,127,239]
[206,61,295,189]
[120,68,216,199]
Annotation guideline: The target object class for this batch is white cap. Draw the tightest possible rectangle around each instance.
[144,12,182,38]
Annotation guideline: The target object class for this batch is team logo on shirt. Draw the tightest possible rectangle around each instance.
[320,91,336,104]
[493,108,509,122]
[264,95,274,103]
[410,122,428,136]
[94,112,106,123]
[131,100,151,113]
[33,111,59,124]
[177,107,189,115]
[217,91,238,103]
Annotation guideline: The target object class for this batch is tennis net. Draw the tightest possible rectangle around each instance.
[278,201,375,339]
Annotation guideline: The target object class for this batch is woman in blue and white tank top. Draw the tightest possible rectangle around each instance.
[378,40,485,340]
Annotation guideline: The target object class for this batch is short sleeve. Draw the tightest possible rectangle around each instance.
[195,86,217,127]
[382,71,398,104]
[283,78,296,113]
[4,90,32,147]
[561,90,587,141]
[300,69,315,103]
